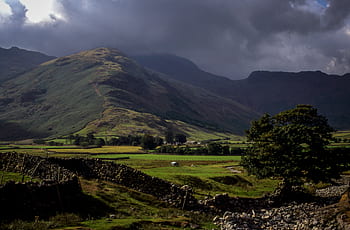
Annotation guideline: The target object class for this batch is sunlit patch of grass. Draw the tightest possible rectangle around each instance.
[140,162,278,198]
[333,130,350,139]
[79,107,243,142]
[79,178,215,230]
[0,171,40,184]
[93,154,241,161]
[48,146,144,154]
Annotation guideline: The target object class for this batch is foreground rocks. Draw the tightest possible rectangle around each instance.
[213,185,349,230]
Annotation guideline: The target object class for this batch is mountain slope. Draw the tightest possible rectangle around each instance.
[134,54,350,130]
[0,46,55,83]
[231,71,350,130]
[0,48,257,140]
[133,54,235,94]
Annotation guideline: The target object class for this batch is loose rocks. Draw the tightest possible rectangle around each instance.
[214,202,339,230]
[213,185,349,230]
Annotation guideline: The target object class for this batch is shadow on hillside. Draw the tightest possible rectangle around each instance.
[0,120,47,141]
[0,182,113,222]
[210,175,253,186]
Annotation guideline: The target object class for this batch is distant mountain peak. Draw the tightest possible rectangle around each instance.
[248,70,328,78]
[78,47,126,59]
[43,47,135,75]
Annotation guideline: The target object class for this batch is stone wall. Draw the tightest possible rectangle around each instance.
[0,178,83,220]
[0,152,198,211]
[0,153,116,221]
[0,152,76,182]
[49,157,198,209]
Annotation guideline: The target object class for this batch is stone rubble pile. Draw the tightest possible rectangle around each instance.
[316,184,349,198]
[214,202,339,230]
[213,184,349,230]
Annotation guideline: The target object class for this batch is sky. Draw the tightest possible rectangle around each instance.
[0,0,350,79]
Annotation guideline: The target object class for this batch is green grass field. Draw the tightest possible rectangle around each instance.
[88,153,276,199]
[0,171,39,184]
[48,146,143,154]
[333,130,350,139]
[142,162,277,198]
[93,153,241,161]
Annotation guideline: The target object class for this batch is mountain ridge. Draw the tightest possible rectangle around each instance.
[0,46,55,83]
[134,54,350,130]
[0,47,257,140]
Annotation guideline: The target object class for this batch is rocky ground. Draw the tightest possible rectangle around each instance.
[213,184,349,230]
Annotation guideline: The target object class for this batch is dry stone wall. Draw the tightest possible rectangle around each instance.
[0,152,76,182]
[0,152,199,212]
[49,157,198,209]
[0,153,86,221]
[0,178,83,220]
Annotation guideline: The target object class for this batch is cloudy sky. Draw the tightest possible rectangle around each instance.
[0,0,350,79]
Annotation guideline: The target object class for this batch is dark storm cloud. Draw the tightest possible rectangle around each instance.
[323,0,350,29]
[0,0,350,78]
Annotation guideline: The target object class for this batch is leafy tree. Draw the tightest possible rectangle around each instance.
[207,143,222,155]
[165,129,174,144]
[241,104,345,188]
[230,147,245,155]
[174,134,187,144]
[94,138,106,147]
[33,139,46,145]
[141,134,158,150]
[222,145,230,155]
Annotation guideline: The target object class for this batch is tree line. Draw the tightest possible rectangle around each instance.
[156,143,245,155]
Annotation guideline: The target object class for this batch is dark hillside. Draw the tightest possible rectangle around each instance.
[135,54,350,130]
[230,71,350,130]
[0,46,55,83]
[133,54,234,93]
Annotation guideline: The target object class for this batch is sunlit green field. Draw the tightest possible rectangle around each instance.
[48,146,143,154]
[143,162,277,198]
[92,154,276,199]
[333,130,350,139]
[0,171,39,185]
[93,153,241,161]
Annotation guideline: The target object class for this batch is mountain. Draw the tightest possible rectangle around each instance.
[231,71,350,130]
[0,46,55,83]
[134,54,350,130]
[133,54,235,94]
[0,48,257,140]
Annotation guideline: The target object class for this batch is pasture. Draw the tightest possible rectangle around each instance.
[0,145,277,198]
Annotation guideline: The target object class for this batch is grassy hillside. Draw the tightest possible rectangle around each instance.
[0,46,55,83]
[0,48,257,140]
[0,51,106,139]
[78,107,243,141]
